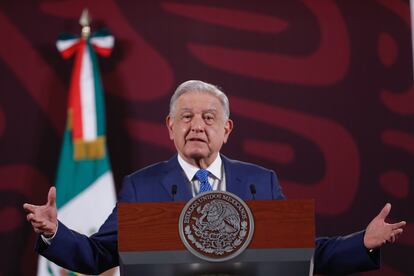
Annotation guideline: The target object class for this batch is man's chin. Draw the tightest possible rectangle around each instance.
[187,152,207,160]
[183,150,211,161]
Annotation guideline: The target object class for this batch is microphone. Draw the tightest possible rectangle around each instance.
[249,184,256,200]
[171,184,177,201]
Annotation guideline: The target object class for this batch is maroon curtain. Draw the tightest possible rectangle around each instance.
[0,1,412,275]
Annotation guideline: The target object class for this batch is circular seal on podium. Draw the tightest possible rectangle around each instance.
[178,191,254,262]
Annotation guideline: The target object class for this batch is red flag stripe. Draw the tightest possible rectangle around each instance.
[59,42,81,59]
[69,39,86,139]
[91,44,113,57]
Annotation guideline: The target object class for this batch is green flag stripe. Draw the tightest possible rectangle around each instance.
[57,33,78,41]
[92,28,111,38]
[55,129,110,209]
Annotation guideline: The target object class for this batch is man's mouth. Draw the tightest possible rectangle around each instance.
[187,137,206,143]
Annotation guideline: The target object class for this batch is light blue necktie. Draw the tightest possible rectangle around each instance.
[196,169,212,193]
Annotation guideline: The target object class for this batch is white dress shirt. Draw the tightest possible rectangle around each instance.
[177,154,226,197]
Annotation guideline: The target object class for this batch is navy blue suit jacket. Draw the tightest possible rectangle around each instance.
[37,155,379,275]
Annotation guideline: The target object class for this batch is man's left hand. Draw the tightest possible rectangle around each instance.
[364,203,406,250]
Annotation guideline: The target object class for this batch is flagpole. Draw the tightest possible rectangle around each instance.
[80,8,91,38]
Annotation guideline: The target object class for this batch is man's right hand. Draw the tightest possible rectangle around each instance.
[23,186,58,238]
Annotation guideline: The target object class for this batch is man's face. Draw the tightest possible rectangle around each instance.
[166,91,233,167]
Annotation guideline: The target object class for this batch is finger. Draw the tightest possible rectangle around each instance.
[47,187,56,207]
[391,221,407,229]
[388,229,404,243]
[394,228,404,235]
[23,203,38,213]
[31,221,46,229]
[27,213,34,222]
[377,203,391,220]
[27,214,42,224]
[393,231,402,240]
[385,234,393,244]
[34,228,43,234]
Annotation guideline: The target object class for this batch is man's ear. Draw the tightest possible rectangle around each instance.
[166,115,174,140]
[223,119,233,143]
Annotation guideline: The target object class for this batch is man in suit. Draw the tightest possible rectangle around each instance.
[24,80,406,275]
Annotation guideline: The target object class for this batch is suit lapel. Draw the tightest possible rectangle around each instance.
[222,155,252,201]
[160,155,252,202]
[161,155,192,202]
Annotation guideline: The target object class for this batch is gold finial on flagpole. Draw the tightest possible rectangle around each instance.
[79,8,91,38]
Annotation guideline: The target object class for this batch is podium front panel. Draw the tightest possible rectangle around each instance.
[120,248,313,276]
[118,199,315,276]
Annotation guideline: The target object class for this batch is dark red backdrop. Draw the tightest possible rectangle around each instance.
[0,1,413,275]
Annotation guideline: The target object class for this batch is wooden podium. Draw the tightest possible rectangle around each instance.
[118,199,315,275]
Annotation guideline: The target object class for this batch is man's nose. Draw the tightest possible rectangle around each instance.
[191,116,205,132]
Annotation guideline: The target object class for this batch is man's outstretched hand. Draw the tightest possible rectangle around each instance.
[364,203,406,250]
[23,187,58,238]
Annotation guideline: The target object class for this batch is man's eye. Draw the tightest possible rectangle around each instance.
[182,114,192,121]
[204,115,215,124]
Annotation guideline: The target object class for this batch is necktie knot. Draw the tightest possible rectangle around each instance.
[195,169,212,193]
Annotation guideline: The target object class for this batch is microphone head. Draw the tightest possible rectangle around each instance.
[172,184,178,194]
[249,184,256,194]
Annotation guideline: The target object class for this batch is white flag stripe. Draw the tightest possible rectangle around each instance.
[56,38,79,52]
[37,256,57,276]
[58,171,116,230]
[80,46,97,141]
[91,36,115,48]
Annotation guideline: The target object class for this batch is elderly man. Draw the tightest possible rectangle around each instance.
[24,80,405,275]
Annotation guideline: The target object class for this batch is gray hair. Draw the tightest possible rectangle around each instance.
[169,80,230,120]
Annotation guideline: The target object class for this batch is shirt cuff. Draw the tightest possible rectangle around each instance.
[40,222,58,245]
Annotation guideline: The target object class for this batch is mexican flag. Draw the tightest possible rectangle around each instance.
[37,30,118,276]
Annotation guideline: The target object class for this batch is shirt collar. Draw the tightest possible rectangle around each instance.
[177,154,222,181]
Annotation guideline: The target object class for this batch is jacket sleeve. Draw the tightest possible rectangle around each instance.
[314,230,380,275]
[35,176,137,274]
